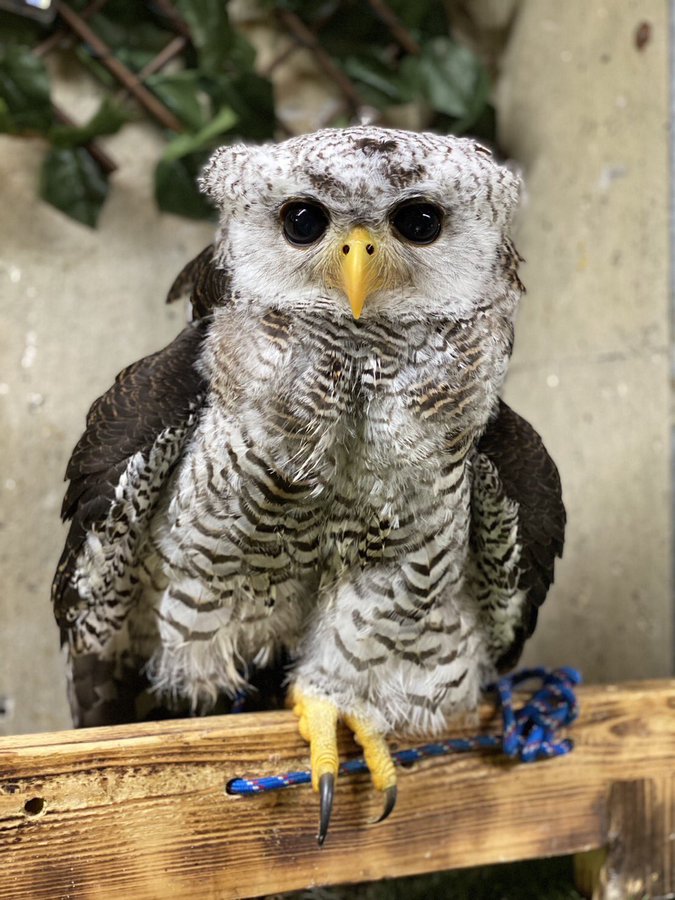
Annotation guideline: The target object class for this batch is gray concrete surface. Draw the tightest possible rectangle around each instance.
[0,0,671,736]
[499,0,672,680]
[0,110,212,733]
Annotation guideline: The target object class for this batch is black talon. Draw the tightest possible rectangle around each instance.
[317,772,334,846]
[374,785,397,824]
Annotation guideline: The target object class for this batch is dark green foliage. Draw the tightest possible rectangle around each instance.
[174,0,256,73]
[0,43,51,132]
[0,1,493,226]
[155,105,238,218]
[49,97,128,148]
[212,72,275,142]
[274,0,494,137]
[39,146,109,227]
[0,11,43,46]
[145,71,209,132]
[155,154,214,219]
[401,37,491,132]
[388,0,447,37]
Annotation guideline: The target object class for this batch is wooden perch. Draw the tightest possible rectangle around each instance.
[0,680,673,899]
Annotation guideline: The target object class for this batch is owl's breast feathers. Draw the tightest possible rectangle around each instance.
[54,246,564,727]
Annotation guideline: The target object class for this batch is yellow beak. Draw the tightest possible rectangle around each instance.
[340,227,381,319]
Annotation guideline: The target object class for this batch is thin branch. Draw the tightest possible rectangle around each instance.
[57,2,184,133]
[276,9,365,113]
[34,0,111,58]
[150,0,192,39]
[261,4,342,78]
[135,35,188,82]
[367,0,421,55]
[260,41,299,78]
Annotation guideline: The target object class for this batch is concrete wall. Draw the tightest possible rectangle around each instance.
[0,92,212,733]
[0,0,671,736]
[498,0,672,681]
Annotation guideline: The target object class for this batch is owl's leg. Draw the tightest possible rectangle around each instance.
[291,687,396,845]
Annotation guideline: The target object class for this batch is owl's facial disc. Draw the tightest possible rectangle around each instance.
[339,227,382,319]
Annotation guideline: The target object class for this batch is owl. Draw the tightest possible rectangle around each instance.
[53,126,564,843]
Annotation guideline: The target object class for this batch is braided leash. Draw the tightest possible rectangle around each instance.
[226,666,581,796]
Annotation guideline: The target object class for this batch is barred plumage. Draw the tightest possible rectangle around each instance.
[53,127,564,836]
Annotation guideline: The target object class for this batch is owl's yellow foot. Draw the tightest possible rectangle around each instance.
[291,688,397,845]
[344,712,397,822]
[291,690,339,844]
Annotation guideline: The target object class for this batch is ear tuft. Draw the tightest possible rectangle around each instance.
[198,146,231,204]
[199,145,250,206]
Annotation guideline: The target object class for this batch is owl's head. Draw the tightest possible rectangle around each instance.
[200,127,522,322]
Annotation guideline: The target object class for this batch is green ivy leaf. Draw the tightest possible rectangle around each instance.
[39,147,109,227]
[74,44,116,88]
[307,2,388,57]
[342,54,404,107]
[0,44,51,134]
[115,47,160,72]
[155,105,238,218]
[87,8,173,58]
[161,105,238,162]
[400,37,490,131]
[268,0,339,24]
[0,96,9,132]
[155,152,214,219]
[174,0,227,70]
[0,11,44,46]
[145,71,207,132]
[387,0,447,39]
[205,72,275,141]
[174,0,254,73]
[229,73,275,139]
[439,102,496,144]
[224,30,257,72]
[49,97,128,148]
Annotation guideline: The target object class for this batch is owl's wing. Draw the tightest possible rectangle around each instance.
[57,243,226,567]
[470,399,565,672]
[52,320,209,724]
[166,243,228,319]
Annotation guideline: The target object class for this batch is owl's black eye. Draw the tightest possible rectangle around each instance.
[281,202,329,246]
[392,202,443,245]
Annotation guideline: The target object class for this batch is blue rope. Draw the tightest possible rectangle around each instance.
[226,666,581,796]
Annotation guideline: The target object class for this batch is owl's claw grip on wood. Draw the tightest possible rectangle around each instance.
[291,690,340,844]
[292,687,398,844]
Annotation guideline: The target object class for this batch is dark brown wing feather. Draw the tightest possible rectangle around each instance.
[477,399,565,671]
[52,252,289,726]
[166,244,229,319]
[53,321,208,630]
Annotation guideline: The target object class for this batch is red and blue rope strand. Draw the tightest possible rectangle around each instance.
[226,666,581,796]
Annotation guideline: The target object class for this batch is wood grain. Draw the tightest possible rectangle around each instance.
[0,681,673,899]
[596,777,675,900]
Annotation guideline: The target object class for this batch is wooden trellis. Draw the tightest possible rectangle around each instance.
[0,680,673,899]
[33,0,419,171]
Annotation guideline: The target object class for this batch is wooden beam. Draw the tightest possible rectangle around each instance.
[0,680,673,899]
[586,777,675,900]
